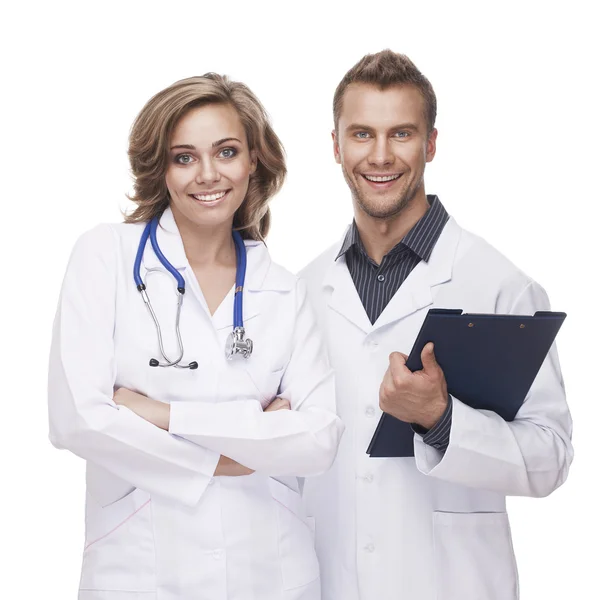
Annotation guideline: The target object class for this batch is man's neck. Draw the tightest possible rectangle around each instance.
[354,193,430,265]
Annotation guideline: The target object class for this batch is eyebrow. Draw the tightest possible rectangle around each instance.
[346,123,419,133]
[170,137,242,151]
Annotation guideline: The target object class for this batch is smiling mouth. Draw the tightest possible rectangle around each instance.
[362,174,402,183]
[189,190,230,202]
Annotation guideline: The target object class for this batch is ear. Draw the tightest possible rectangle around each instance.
[332,130,341,165]
[249,149,258,175]
[426,128,438,163]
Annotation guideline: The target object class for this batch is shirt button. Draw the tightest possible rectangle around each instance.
[213,549,224,560]
[377,274,385,282]
[365,406,375,417]
[364,543,375,553]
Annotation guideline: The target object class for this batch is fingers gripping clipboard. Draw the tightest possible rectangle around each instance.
[367,309,567,458]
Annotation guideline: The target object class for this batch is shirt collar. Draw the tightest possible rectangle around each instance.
[335,195,449,263]
[335,218,362,261]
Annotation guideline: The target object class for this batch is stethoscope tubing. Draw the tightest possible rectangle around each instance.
[149,217,186,291]
[133,214,249,368]
[233,228,245,329]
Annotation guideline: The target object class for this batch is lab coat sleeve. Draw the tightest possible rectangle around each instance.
[413,280,573,497]
[168,278,345,477]
[48,225,220,508]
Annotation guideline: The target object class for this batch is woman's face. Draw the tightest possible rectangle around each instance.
[165,103,256,232]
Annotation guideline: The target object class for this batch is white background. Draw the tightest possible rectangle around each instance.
[1,1,597,598]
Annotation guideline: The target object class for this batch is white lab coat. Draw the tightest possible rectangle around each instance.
[300,217,573,600]
[48,207,344,600]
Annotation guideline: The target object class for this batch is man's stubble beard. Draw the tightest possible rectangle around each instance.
[342,165,423,220]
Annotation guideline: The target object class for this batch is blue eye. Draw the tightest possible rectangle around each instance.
[394,131,409,138]
[219,147,238,158]
[355,132,370,139]
[175,154,194,164]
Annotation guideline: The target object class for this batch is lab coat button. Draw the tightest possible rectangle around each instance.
[364,473,374,483]
[364,543,375,553]
[213,549,224,560]
[365,406,375,417]
[208,478,214,486]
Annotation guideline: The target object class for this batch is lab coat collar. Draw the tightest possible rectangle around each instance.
[141,207,188,271]
[323,217,461,334]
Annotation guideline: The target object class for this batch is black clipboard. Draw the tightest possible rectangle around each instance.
[367,309,566,458]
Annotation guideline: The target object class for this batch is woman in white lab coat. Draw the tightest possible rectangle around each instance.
[48,73,344,600]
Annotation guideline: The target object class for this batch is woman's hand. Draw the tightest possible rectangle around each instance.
[214,455,255,477]
[113,389,254,477]
[213,397,290,477]
[112,391,291,477]
[264,397,291,412]
[113,388,170,431]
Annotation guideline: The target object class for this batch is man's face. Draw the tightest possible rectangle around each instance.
[333,83,437,219]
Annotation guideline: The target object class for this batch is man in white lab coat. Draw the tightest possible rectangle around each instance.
[300,49,573,600]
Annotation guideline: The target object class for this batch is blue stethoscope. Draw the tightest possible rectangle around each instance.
[133,216,253,369]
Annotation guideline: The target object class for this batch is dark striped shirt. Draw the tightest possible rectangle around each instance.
[336,195,453,452]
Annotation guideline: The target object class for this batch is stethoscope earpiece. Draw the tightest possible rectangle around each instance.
[150,358,198,369]
[134,215,252,369]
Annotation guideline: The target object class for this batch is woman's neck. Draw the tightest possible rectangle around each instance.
[170,206,236,269]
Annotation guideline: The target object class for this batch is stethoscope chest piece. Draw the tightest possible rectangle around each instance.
[226,327,253,360]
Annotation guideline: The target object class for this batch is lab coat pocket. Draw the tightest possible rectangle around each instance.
[81,488,155,593]
[269,478,320,590]
[86,463,136,509]
[433,511,519,600]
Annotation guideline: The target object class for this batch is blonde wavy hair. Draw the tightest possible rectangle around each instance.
[125,73,286,240]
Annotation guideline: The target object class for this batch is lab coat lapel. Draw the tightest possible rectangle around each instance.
[212,240,285,331]
[370,260,433,331]
[372,218,461,331]
[324,229,373,335]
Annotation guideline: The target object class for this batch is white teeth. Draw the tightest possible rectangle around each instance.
[364,174,400,182]
[192,191,227,202]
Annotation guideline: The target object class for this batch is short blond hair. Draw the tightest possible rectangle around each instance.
[126,73,286,240]
[333,50,437,134]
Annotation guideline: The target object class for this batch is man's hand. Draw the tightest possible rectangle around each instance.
[113,388,170,430]
[379,343,448,430]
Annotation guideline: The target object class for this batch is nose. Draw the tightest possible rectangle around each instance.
[194,155,221,185]
[368,136,394,168]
